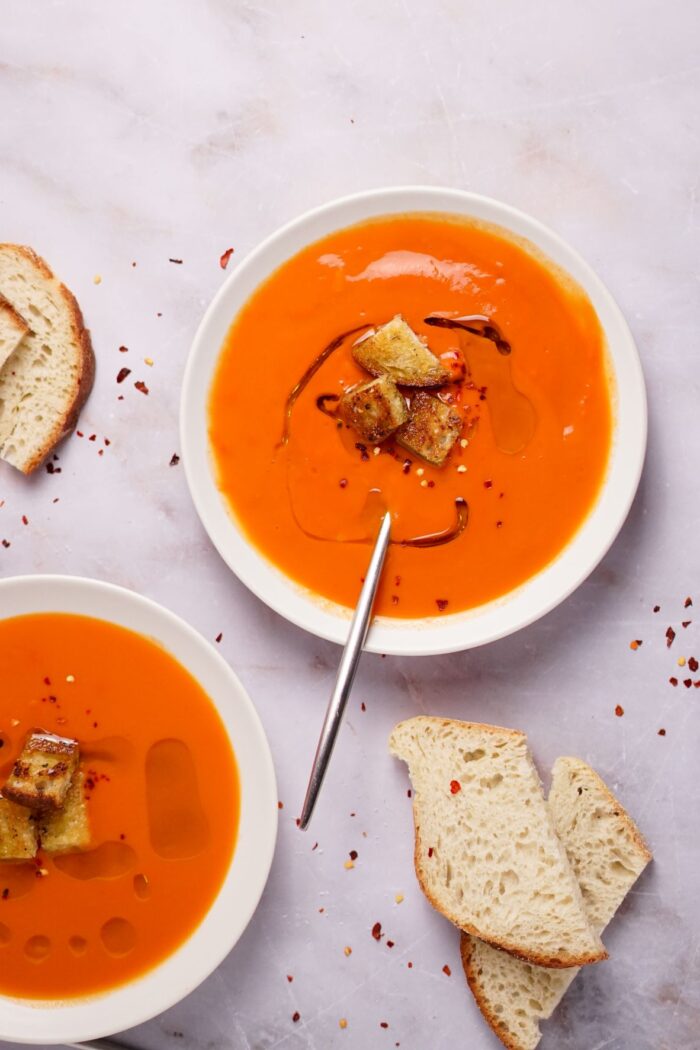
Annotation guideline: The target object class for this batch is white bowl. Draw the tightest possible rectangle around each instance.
[181,187,646,656]
[0,575,277,1045]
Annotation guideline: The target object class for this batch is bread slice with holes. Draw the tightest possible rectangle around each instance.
[461,757,651,1050]
[0,245,94,473]
[0,295,29,370]
[388,718,606,968]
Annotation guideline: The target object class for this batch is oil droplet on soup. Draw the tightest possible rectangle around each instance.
[24,935,51,961]
[146,739,209,859]
[100,917,136,957]
[69,936,88,955]
[133,873,151,900]
[53,841,137,880]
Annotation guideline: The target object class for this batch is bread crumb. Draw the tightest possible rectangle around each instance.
[344,945,352,956]
[344,859,354,870]
[460,438,468,448]
[416,467,425,476]
[339,1018,348,1029]
[144,357,154,367]
[420,479,428,488]
[456,464,467,473]
[677,656,686,667]
[93,275,102,285]
[394,892,404,904]
[66,674,75,683]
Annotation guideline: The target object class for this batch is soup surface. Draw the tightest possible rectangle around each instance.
[0,613,239,999]
[209,214,612,617]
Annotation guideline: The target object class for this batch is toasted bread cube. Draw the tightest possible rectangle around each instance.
[396,392,463,466]
[39,771,90,854]
[0,796,37,859]
[352,315,449,387]
[337,375,409,443]
[3,731,79,811]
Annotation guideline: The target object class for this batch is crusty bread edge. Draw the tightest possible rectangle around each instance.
[460,933,528,1050]
[390,717,608,969]
[0,294,29,335]
[0,244,95,474]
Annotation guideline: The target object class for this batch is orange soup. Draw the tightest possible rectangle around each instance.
[0,613,239,999]
[209,214,612,618]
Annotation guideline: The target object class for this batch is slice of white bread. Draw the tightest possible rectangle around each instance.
[461,756,652,1050]
[0,245,94,473]
[0,295,29,370]
[388,718,606,968]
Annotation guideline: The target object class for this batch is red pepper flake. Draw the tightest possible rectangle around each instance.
[658,728,666,736]
[21,515,28,526]
[46,462,61,474]
[349,850,358,861]
[450,779,461,794]
[669,677,678,686]
[119,345,129,353]
[134,381,149,395]
[442,964,452,976]
[391,595,399,605]
[407,961,413,968]
[653,604,660,613]
[689,657,698,672]
[220,248,235,269]
[339,477,348,488]
[427,847,434,858]
[484,479,493,489]
[685,597,693,608]
[380,1022,388,1029]
[278,801,283,809]
[407,789,412,798]
[215,632,222,643]
[88,434,96,442]
[312,841,318,851]
[436,599,449,612]
[394,575,401,586]
[169,453,180,466]
[169,258,183,265]
[43,676,51,685]
[292,1011,300,1023]
[2,540,10,548]
[427,480,435,488]
[371,922,382,941]
[360,702,366,712]
[629,639,642,650]
[615,704,624,717]
[104,438,111,446]
[98,449,104,457]
[695,680,700,688]
[2,888,8,900]
[386,939,395,948]
[286,974,293,983]
[684,678,692,688]
[76,430,84,438]
[116,367,131,384]
[666,627,676,648]
[496,520,503,528]
[682,620,692,628]
[355,442,369,461]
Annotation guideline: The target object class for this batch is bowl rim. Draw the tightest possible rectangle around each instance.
[0,573,278,1044]
[181,186,647,655]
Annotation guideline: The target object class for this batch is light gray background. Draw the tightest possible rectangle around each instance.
[1,1,699,1048]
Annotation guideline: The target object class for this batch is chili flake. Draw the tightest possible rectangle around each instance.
[170,454,180,466]
[427,847,434,858]
[630,639,642,650]
[215,632,222,643]
[442,964,452,976]
[684,679,692,688]
[371,922,382,941]
[220,248,235,269]
[685,597,693,608]
[292,1011,300,1023]
[615,705,624,717]
[169,258,183,265]
[689,657,698,672]
[436,599,449,612]
[653,605,660,612]
[134,381,149,395]
[666,627,676,648]
[658,728,666,736]
[286,974,293,982]
[669,677,678,686]
[349,850,358,861]
[450,779,461,794]
[116,367,131,383]
[683,620,692,628]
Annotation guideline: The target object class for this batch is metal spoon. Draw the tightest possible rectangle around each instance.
[299,510,392,830]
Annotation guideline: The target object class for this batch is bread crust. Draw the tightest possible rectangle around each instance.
[391,717,608,969]
[461,933,526,1050]
[0,244,95,474]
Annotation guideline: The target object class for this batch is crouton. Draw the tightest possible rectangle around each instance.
[39,771,90,854]
[337,375,409,443]
[352,315,449,387]
[3,731,79,811]
[0,796,37,860]
[396,392,463,466]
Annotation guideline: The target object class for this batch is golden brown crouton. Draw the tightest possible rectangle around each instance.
[337,375,408,443]
[3,731,79,811]
[39,771,90,854]
[0,796,37,859]
[352,316,449,387]
[396,392,463,466]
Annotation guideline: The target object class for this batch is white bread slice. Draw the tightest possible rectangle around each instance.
[0,295,29,370]
[389,718,606,968]
[0,245,94,473]
[461,757,652,1050]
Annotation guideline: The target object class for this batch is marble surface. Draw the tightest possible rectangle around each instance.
[1,1,699,1047]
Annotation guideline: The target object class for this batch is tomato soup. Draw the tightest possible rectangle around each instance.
[209,214,612,618]
[0,613,239,999]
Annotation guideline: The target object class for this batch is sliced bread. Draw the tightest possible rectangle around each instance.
[0,245,94,473]
[461,756,652,1050]
[388,718,606,968]
[0,294,29,370]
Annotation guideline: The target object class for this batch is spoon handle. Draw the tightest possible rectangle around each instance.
[299,510,392,830]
